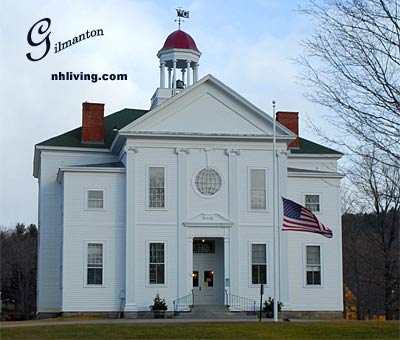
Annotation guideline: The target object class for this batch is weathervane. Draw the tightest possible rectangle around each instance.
[175,7,189,30]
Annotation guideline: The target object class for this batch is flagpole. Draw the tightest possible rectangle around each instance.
[272,100,279,322]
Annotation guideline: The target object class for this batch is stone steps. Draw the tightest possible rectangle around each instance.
[174,305,257,319]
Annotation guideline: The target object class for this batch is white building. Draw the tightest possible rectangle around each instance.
[33,28,343,318]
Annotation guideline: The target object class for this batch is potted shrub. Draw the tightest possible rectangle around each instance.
[263,296,283,318]
[149,293,168,318]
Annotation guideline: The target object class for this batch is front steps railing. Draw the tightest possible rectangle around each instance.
[173,290,194,315]
[225,290,256,315]
[173,290,256,316]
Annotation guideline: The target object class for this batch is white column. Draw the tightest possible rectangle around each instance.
[225,148,240,296]
[124,146,138,312]
[186,237,194,303]
[175,147,190,299]
[193,63,199,82]
[224,237,231,305]
[172,60,177,89]
[186,60,191,86]
[168,68,172,89]
[160,61,165,88]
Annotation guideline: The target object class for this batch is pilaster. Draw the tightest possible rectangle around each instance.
[224,237,231,300]
[225,148,240,296]
[124,145,138,311]
[175,147,190,298]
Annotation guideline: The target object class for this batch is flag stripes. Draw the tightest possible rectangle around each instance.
[282,197,333,238]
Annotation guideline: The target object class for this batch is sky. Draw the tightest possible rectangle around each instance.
[0,0,337,228]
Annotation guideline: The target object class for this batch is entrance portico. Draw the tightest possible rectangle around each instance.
[182,213,234,306]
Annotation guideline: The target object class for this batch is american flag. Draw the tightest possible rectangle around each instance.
[282,197,333,238]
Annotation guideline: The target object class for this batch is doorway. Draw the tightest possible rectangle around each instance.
[192,238,224,305]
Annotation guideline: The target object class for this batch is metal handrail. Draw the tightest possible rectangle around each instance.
[225,289,256,315]
[173,290,194,315]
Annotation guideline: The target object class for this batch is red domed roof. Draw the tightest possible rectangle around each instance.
[160,30,200,52]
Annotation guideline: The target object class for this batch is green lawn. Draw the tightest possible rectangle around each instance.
[1,321,399,339]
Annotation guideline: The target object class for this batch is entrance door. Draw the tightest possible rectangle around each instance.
[192,239,222,305]
[193,257,217,304]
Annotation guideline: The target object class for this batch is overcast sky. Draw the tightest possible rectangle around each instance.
[0,0,338,228]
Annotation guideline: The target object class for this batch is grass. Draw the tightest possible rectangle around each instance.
[1,320,399,339]
[0,315,100,325]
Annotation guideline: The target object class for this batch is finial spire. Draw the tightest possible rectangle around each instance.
[175,8,189,30]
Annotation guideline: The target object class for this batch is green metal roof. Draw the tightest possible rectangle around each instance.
[37,108,148,149]
[291,137,342,155]
[37,107,341,155]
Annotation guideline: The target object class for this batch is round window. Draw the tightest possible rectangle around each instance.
[195,168,222,196]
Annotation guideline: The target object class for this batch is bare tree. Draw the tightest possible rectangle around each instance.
[1,223,37,320]
[298,0,400,164]
[345,150,399,319]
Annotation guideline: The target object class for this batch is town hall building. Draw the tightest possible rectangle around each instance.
[33,26,343,318]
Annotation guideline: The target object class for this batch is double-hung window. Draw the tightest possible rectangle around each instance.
[306,245,321,285]
[148,167,165,208]
[87,190,104,209]
[87,243,103,285]
[251,244,267,284]
[250,169,266,210]
[305,194,320,213]
[149,242,165,284]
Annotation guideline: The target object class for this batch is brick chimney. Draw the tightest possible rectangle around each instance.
[81,102,104,143]
[276,111,299,148]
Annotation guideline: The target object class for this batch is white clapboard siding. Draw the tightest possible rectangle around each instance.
[62,171,125,311]
[285,176,343,311]
[288,156,339,172]
[37,150,118,313]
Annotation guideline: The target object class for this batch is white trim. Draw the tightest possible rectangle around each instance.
[57,167,124,183]
[288,153,342,160]
[183,213,233,228]
[303,243,323,288]
[146,241,167,287]
[35,145,111,152]
[146,165,167,210]
[135,222,177,227]
[85,189,106,211]
[192,166,223,199]
[120,132,294,142]
[238,224,272,228]
[288,172,343,179]
[303,193,322,215]
[83,240,106,288]
[248,167,268,212]
[121,141,288,151]
[248,241,269,287]
[61,167,124,173]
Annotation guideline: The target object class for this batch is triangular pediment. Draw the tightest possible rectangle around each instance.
[183,213,233,228]
[120,75,294,138]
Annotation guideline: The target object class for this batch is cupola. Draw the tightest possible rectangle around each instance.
[151,10,201,109]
